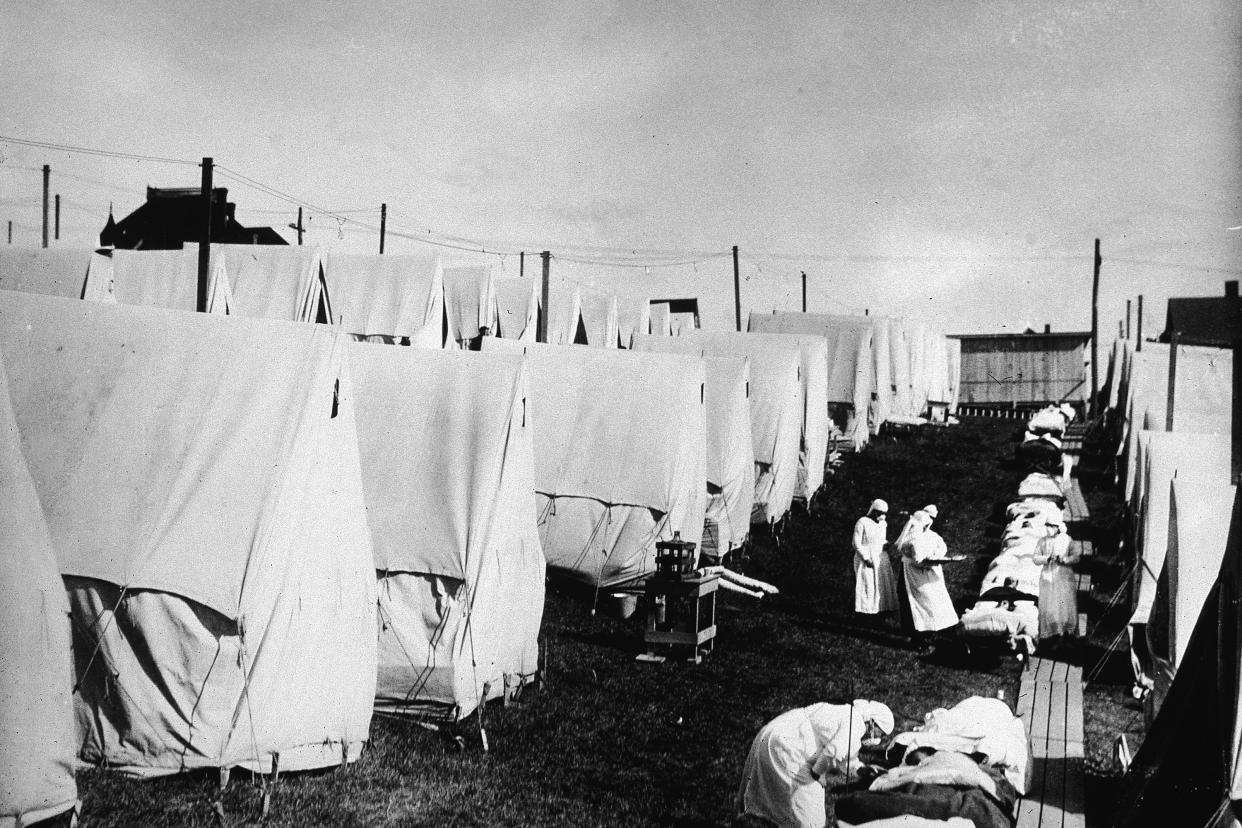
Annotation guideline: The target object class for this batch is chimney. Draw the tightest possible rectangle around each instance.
[1226,280,1238,298]
[1044,324,1051,333]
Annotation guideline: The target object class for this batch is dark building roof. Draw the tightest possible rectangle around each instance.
[949,327,1091,345]
[99,187,288,249]
[1161,282,1240,347]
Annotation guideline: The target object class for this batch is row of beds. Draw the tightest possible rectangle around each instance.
[959,406,1081,658]
[832,408,1079,826]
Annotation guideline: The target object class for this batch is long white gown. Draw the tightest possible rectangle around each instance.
[736,703,869,828]
[901,529,958,632]
[853,516,899,614]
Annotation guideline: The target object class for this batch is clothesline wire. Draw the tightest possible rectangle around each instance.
[0,135,199,166]
[6,136,1241,276]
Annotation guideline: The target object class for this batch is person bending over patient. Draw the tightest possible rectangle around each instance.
[737,699,894,828]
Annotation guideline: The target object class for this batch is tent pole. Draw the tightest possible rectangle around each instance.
[1136,295,1143,351]
[54,194,60,241]
[1090,238,1101,417]
[379,203,386,254]
[732,245,741,331]
[801,271,807,312]
[1165,331,1179,431]
[520,251,525,278]
[41,164,49,248]
[1126,299,1132,339]
[197,157,213,313]
[540,251,551,343]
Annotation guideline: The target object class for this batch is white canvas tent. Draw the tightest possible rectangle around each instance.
[483,339,706,588]
[748,312,877,450]
[0,290,376,776]
[87,248,230,313]
[946,336,962,413]
[0,352,78,827]
[493,277,540,341]
[615,294,652,348]
[551,289,619,347]
[887,318,916,418]
[216,244,331,322]
[1118,343,1232,502]
[1130,431,1231,625]
[1145,477,1236,720]
[0,248,91,299]
[443,265,496,346]
[324,253,444,347]
[350,344,544,719]
[1115,487,1242,827]
[633,331,802,525]
[701,356,756,556]
[650,303,672,336]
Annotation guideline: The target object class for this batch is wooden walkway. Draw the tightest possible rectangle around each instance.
[1015,657,1086,828]
[1014,475,1090,827]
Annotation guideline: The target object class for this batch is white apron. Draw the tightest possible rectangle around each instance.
[737,703,866,828]
[901,530,957,632]
[853,516,899,614]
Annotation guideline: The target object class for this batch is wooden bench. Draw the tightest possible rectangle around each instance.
[1015,658,1086,828]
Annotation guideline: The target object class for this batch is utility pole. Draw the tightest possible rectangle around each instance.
[539,251,551,343]
[197,157,214,313]
[1125,299,1131,339]
[41,164,49,248]
[1090,238,1101,416]
[379,203,387,254]
[732,245,741,332]
[54,194,60,241]
[1136,295,1144,351]
[1166,331,1179,431]
[801,271,807,312]
[291,207,304,245]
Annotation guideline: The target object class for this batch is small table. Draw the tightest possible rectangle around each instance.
[641,573,719,663]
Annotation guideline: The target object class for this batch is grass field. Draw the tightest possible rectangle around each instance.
[75,417,1131,827]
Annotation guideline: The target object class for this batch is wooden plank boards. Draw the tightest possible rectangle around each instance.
[1016,658,1086,828]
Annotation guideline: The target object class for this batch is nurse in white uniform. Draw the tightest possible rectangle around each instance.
[737,699,895,828]
[897,507,958,645]
[853,499,900,617]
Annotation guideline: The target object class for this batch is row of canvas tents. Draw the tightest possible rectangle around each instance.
[0,289,549,799]
[1095,337,1236,723]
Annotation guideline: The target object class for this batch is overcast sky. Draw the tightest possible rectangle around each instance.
[1,0,1239,333]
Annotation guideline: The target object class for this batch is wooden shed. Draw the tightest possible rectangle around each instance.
[950,327,1091,411]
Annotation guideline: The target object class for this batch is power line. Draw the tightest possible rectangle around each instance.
[0,135,197,166]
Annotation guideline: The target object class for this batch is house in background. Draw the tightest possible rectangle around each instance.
[1160,281,1239,348]
[950,326,1091,414]
[100,187,287,249]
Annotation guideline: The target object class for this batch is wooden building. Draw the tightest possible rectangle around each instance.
[950,326,1091,412]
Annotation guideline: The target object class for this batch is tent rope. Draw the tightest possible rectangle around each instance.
[67,610,164,751]
[1084,624,1131,687]
[1086,556,1144,640]
[375,578,456,711]
[462,581,488,751]
[72,586,131,694]
[234,619,265,775]
[590,506,615,614]
[567,505,611,576]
